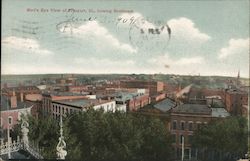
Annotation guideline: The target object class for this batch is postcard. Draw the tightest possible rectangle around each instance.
[1,0,249,161]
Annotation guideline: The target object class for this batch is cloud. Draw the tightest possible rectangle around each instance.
[60,21,137,54]
[167,17,211,43]
[146,53,206,75]
[174,56,204,65]
[2,36,53,55]
[218,38,249,59]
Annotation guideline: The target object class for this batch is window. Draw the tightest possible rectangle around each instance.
[66,108,68,114]
[8,117,12,125]
[188,122,193,131]
[70,109,73,114]
[181,121,185,130]
[56,106,58,113]
[172,121,177,130]
[62,107,64,114]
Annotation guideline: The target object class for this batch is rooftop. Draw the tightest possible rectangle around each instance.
[211,108,230,118]
[154,98,176,112]
[42,91,88,97]
[1,96,34,111]
[171,104,211,115]
[53,99,113,108]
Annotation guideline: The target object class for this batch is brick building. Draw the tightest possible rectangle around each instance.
[120,80,164,96]
[41,91,89,116]
[170,103,230,160]
[2,86,41,103]
[224,89,248,115]
[51,99,119,120]
[0,95,33,130]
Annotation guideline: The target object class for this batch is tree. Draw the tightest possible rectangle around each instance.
[14,114,59,158]
[64,110,173,161]
[192,116,248,161]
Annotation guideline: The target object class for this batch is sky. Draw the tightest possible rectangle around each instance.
[2,0,249,78]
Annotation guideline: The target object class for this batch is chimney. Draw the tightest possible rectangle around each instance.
[20,92,24,102]
[11,91,17,108]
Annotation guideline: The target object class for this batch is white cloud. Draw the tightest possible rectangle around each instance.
[218,38,249,59]
[2,36,53,55]
[60,21,137,54]
[167,17,211,43]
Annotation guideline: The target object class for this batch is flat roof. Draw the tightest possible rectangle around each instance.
[53,99,113,108]
[211,108,230,118]
[154,98,176,112]
[172,104,211,115]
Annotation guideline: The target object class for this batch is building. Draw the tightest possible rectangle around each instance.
[0,95,33,130]
[2,86,41,103]
[51,99,119,120]
[169,103,230,160]
[224,88,248,115]
[113,92,150,112]
[41,91,89,116]
[66,85,88,93]
[120,80,164,96]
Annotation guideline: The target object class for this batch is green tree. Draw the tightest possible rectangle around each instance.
[14,114,59,158]
[64,110,173,161]
[192,116,248,161]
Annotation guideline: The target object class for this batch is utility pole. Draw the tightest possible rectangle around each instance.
[181,135,184,161]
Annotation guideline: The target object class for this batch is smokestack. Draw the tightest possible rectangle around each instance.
[20,92,24,102]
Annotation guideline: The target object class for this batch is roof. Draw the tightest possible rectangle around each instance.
[42,91,88,97]
[154,98,176,112]
[171,104,211,115]
[1,96,34,111]
[211,108,230,118]
[206,98,225,108]
[53,99,114,108]
[2,86,40,92]
[113,92,140,102]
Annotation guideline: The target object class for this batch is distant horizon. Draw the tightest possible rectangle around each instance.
[1,72,248,79]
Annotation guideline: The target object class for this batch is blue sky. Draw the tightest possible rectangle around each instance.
[2,0,249,78]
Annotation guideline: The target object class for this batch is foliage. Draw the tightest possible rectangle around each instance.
[14,115,59,158]
[64,110,173,161]
[14,110,173,160]
[192,116,248,161]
